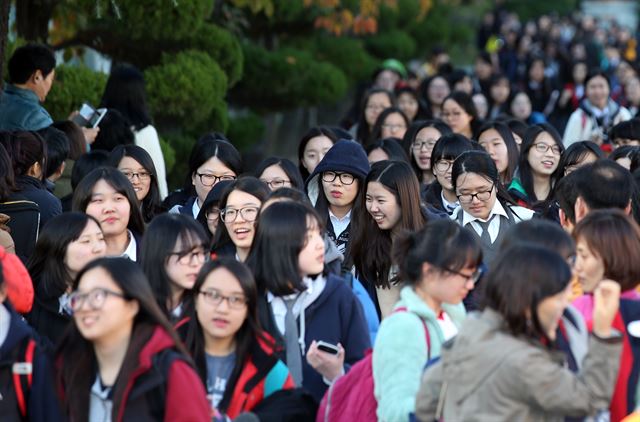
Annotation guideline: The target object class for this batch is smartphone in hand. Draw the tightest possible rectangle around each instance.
[72,103,107,128]
[317,341,340,355]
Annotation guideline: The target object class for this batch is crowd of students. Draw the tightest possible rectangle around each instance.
[2,8,640,422]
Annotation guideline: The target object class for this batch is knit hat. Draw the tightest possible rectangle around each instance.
[0,246,34,313]
[305,139,370,206]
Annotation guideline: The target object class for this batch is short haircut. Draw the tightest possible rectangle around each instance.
[609,119,640,144]
[39,126,70,178]
[573,159,633,210]
[8,43,56,84]
[501,219,575,259]
[70,150,109,190]
[573,209,640,291]
[51,120,86,160]
[553,172,579,224]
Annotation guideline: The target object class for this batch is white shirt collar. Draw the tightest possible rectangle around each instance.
[328,208,352,223]
[121,230,137,261]
[461,199,508,227]
[191,199,201,219]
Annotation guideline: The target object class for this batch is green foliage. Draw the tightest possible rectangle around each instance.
[145,50,228,134]
[365,30,416,62]
[227,112,265,152]
[162,132,196,189]
[75,0,214,41]
[308,36,378,84]
[408,2,470,59]
[232,43,348,110]
[158,136,176,177]
[186,23,244,87]
[45,64,107,120]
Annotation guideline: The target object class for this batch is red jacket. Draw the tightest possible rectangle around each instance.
[115,326,210,421]
[224,334,295,418]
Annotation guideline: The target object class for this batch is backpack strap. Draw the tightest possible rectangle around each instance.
[12,338,36,418]
[148,349,183,420]
[393,307,431,360]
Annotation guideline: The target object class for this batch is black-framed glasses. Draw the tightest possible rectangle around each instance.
[322,171,355,185]
[66,288,127,313]
[435,159,455,173]
[412,139,438,151]
[195,173,236,187]
[444,267,483,285]
[532,143,562,155]
[121,170,151,181]
[205,208,221,222]
[260,178,291,189]
[221,206,260,223]
[457,185,494,204]
[199,289,247,309]
[168,247,208,265]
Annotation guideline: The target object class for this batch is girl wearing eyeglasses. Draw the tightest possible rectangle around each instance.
[451,151,534,266]
[373,219,482,422]
[255,157,304,192]
[246,201,370,402]
[370,107,409,145]
[305,140,370,263]
[181,258,298,418]
[140,213,209,321]
[56,257,210,421]
[109,144,164,223]
[27,212,107,345]
[72,167,145,261]
[169,135,242,219]
[422,133,475,215]
[508,123,565,209]
[351,160,443,319]
[401,119,453,186]
[211,177,270,262]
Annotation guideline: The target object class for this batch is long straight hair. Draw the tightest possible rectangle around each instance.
[56,257,191,421]
[477,121,520,184]
[518,123,565,203]
[109,144,163,223]
[140,214,209,317]
[183,258,267,412]
[27,212,102,299]
[350,160,426,288]
[246,201,324,295]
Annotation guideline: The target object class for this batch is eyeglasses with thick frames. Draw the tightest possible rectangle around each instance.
[457,185,495,204]
[412,139,438,151]
[121,170,151,181]
[322,171,355,185]
[532,143,562,155]
[195,173,236,187]
[435,159,455,173]
[260,178,291,189]
[221,206,260,223]
[168,248,208,265]
[205,208,221,222]
[199,289,247,309]
[66,288,127,314]
[443,267,483,284]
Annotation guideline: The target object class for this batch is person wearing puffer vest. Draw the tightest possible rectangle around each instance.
[373,220,483,422]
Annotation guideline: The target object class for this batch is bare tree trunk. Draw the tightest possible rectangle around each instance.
[0,0,12,93]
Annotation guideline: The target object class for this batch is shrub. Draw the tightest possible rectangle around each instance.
[365,30,416,62]
[44,64,107,120]
[227,111,265,152]
[145,50,228,133]
[186,23,244,87]
[309,36,378,84]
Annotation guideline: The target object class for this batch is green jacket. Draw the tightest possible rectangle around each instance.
[372,286,466,422]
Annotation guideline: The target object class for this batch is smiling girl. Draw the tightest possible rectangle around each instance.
[351,160,439,318]
[508,123,565,209]
[72,167,145,261]
[211,177,270,262]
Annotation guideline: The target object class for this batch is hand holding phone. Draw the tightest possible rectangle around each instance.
[316,340,340,355]
[71,103,108,128]
[306,340,345,382]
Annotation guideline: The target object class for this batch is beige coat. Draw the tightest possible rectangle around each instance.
[0,213,15,254]
[415,309,622,422]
